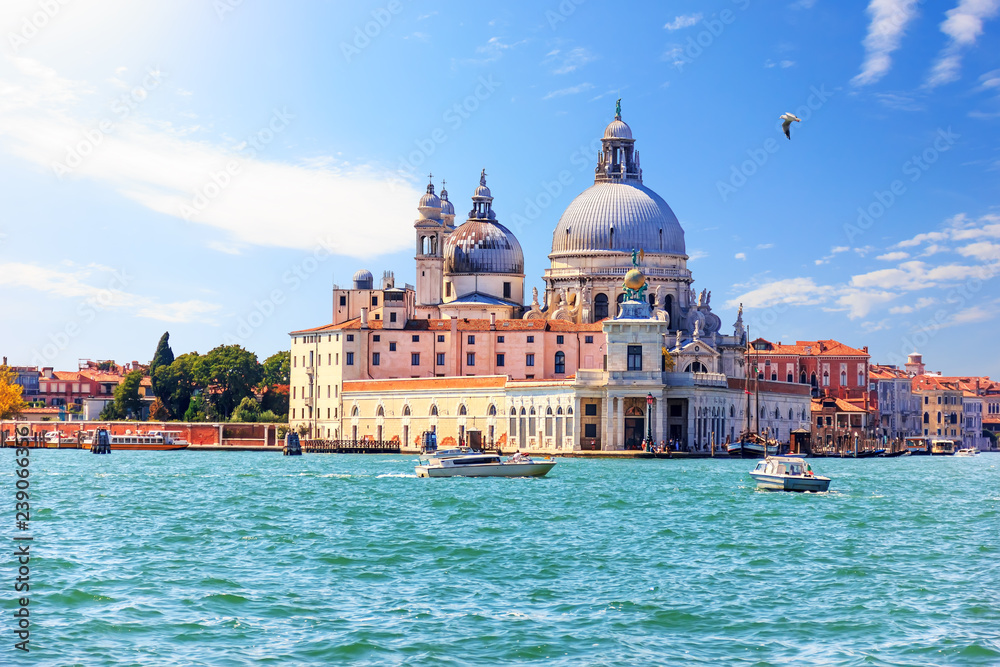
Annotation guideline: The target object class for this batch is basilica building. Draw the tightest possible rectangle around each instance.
[290,105,810,451]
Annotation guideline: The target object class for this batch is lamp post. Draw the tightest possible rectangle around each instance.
[646,393,653,450]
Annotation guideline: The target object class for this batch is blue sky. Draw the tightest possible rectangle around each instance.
[0,0,998,376]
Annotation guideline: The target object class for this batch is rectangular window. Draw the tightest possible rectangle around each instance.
[371,296,378,307]
[526,353,535,367]
[293,356,297,367]
[373,334,380,342]
[585,403,597,416]
[467,352,475,366]
[503,281,511,299]
[390,312,397,323]
[339,295,346,306]
[372,353,380,366]
[389,342,396,352]
[347,334,354,342]
[527,335,534,343]
[468,335,475,345]
[437,335,445,343]
[585,335,594,344]
[817,417,822,427]
[412,335,420,342]
[496,353,505,367]
[346,352,354,366]
[437,353,445,366]
[627,345,642,371]
[497,335,504,343]
[293,386,296,399]
[556,335,564,345]
[446,282,451,297]
[411,353,420,366]
[584,423,598,438]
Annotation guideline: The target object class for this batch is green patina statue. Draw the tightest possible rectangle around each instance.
[615,98,622,119]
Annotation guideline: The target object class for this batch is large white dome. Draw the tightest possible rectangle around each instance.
[550,181,685,256]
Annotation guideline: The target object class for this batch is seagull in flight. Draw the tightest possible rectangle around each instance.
[780,113,801,140]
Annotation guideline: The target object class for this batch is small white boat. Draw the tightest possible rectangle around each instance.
[415,450,556,478]
[43,430,80,447]
[749,455,830,492]
[954,448,979,457]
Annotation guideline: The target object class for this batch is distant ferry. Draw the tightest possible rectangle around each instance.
[82,430,189,451]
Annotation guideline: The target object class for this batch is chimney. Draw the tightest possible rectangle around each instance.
[360,307,369,329]
[490,313,496,330]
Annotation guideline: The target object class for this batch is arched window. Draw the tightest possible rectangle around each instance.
[458,404,467,416]
[351,405,359,417]
[822,371,830,387]
[760,406,766,418]
[567,407,573,415]
[402,405,411,416]
[730,405,735,418]
[488,404,497,416]
[594,293,609,320]
[430,404,438,416]
[840,371,847,386]
[800,372,807,384]
[936,412,941,423]
[685,361,708,373]
[376,405,384,417]
[554,351,566,374]
[923,412,929,423]
[810,373,817,387]
[556,406,563,415]
[788,409,793,420]
[520,407,526,415]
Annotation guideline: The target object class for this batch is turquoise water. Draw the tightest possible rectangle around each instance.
[11,451,1000,665]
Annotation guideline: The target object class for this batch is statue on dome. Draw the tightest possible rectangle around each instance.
[615,98,621,119]
[480,169,487,186]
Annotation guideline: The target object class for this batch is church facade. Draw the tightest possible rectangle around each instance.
[289,105,810,451]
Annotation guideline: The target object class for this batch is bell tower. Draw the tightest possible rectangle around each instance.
[414,175,445,315]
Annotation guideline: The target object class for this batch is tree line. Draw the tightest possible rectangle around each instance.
[100,332,289,423]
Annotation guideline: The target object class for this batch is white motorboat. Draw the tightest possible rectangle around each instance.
[416,450,556,478]
[954,448,979,457]
[749,455,830,492]
[43,430,81,447]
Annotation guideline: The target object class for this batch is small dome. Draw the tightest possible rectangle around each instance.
[474,183,492,198]
[445,220,524,275]
[353,269,374,290]
[441,198,455,216]
[419,191,441,208]
[604,119,633,140]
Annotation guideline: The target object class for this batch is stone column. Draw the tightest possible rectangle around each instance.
[602,396,612,451]
[573,395,582,450]
[615,396,625,449]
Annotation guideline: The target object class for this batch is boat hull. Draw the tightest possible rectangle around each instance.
[750,472,831,492]
[109,444,189,451]
[416,461,555,478]
[727,443,777,459]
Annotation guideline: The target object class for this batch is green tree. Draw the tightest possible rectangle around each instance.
[113,370,145,419]
[99,401,123,420]
[195,345,262,419]
[184,394,208,422]
[154,353,200,418]
[149,332,175,398]
[261,351,291,386]
[231,396,262,423]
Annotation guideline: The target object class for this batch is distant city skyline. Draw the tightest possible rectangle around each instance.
[1,0,998,376]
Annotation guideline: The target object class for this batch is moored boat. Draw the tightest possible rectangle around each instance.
[954,448,979,457]
[749,455,831,492]
[81,430,189,451]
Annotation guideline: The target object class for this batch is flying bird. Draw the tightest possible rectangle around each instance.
[780,113,801,140]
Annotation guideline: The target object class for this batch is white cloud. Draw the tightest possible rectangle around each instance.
[889,296,936,314]
[0,56,423,257]
[547,47,597,75]
[665,14,702,30]
[0,262,221,324]
[956,241,1000,261]
[543,83,594,99]
[877,251,910,261]
[726,277,833,309]
[756,243,774,250]
[687,250,708,261]
[926,0,1000,87]
[833,289,899,318]
[832,246,850,253]
[852,0,920,86]
[735,252,747,260]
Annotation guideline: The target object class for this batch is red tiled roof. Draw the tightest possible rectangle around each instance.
[752,338,868,357]
[811,397,867,412]
[870,364,910,380]
[297,317,605,334]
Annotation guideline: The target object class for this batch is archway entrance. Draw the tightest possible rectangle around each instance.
[624,405,645,450]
